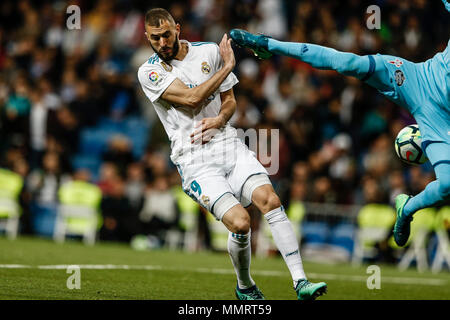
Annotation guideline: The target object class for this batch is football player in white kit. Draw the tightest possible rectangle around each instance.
[137,8,327,300]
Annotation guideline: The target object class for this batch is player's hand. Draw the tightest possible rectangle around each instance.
[190,116,225,144]
[219,33,235,70]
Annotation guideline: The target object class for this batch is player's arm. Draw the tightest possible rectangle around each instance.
[217,88,237,127]
[161,34,235,109]
[264,39,392,92]
[190,88,236,144]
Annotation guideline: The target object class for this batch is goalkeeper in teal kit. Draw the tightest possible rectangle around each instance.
[230,0,450,247]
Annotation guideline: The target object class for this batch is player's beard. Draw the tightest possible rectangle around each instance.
[151,34,180,62]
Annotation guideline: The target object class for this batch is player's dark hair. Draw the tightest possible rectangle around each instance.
[145,8,176,27]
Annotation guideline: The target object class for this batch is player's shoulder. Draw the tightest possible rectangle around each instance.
[138,53,163,72]
[190,41,220,54]
[190,41,221,65]
[191,41,218,48]
[137,53,167,82]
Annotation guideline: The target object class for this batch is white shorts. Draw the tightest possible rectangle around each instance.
[172,138,268,220]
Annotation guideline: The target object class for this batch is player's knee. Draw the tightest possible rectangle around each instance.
[231,215,250,234]
[213,193,240,221]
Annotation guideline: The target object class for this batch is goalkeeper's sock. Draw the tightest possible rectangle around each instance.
[404,180,442,216]
[267,39,373,80]
[264,206,306,287]
[227,231,256,289]
[403,143,450,216]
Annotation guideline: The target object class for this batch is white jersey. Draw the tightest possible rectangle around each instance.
[137,40,239,160]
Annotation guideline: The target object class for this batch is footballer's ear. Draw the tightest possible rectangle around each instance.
[175,23,181,36]
[144,25,153,41]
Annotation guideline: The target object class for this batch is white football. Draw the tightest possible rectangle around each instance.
[394,124,428,165]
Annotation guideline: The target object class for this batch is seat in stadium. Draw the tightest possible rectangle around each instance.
[123,117,150,159]
[79,128,111,155]
[301,221,330,245]
[0,168,23,239]
[71,154,102,180]
[205,210,230,252]
[171,185,200,251]
[97,117,126,134]
[329,222,356,256]
[398,208,436,272]
[352,203,396,265]
[431,206,450,273]
[53,180,102,245]
[30,203,58,237]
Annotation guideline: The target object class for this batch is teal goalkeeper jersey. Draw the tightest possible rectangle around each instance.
[369,39,450,145]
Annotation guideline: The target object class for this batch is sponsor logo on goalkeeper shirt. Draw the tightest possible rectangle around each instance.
[394,69,405,86]
[388,58,403,67]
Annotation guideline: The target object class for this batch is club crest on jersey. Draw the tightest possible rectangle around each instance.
[388,58,403,68]
[201,195,210,205]
[149,71,160,84]
[161,61,173,72]
[201,61,211,74]
[394,70,405,86]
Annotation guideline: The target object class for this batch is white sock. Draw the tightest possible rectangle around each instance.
[227,231,255,289]
[264,206,306,287]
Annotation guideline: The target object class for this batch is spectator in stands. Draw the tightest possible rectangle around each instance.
[46,105,80,157]
[3,74,31,146]
[69,80,101,128]
[99,175,139,242]
[97,162,120,196]
[388,170,408,207]
[360,175,396,263]
[11,156,33,234]
[139,173,180,246]
[28,87,47,169]
[27,151,70,234]
[27,151,70,206]
[38,77,61,111]
[102,135,134,176]
[125,162,145,212]
[229,93,261,130]
[311,176,337,203]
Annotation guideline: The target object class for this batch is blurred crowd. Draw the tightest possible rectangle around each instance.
[0,0,448,245]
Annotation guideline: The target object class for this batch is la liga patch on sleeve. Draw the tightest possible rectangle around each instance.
[149,71,163,85]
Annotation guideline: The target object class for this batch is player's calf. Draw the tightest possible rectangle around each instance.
[256,191,282,214]
[250,184,281,214]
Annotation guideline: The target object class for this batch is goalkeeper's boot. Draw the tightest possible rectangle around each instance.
[235,284,265,300]
[394,194,413,247]
[295,279,327,301]
[229,29,273,59]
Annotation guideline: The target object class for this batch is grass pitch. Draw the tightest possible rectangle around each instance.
[0,236,449,300]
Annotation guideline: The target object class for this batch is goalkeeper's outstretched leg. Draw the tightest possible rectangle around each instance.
[229,29,450,247]
[229,29,395,95]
